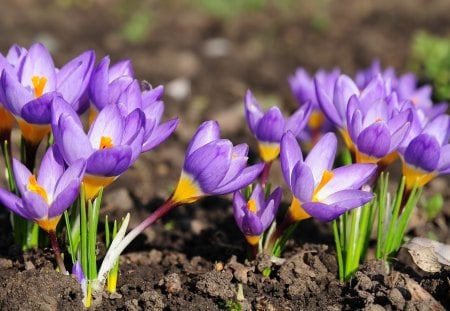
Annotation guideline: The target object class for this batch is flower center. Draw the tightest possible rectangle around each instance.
[28,175,48,203]
[246,198,257,213]
[31,76,47,98]
[99,136,113,149]
[313,170,334,201]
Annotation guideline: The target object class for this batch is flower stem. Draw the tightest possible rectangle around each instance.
[48,230,68,275]
[115,199,177,257]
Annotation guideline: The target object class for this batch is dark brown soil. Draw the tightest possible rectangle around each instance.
[0,0,450,310]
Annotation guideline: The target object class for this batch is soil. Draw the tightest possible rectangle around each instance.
[1,0,450,310]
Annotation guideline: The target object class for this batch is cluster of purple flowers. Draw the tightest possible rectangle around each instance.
[0,42,448,288]
[234,60,448,249]
[0,42,179,232]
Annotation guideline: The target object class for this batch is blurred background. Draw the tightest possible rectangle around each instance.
[1,0,449,208]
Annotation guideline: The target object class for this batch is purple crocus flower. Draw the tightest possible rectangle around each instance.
[233,184,282,245]
[0,145,85,232]
[89,62,178,153]
[108,80,179,153]
[288,67,339,145]
[346,93,412,165]
[400,113,450,189]
[280,131,376,222]
[245,89,311,162]
[0,42,95,144]
[315,74,387,150]
[51,96,145,200]
[89,55,135,113]
[171,120,265,204]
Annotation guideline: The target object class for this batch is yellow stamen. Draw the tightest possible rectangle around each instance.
[31,76,47,98]
[36,216,61,232]
[17,119,51,145]
[257,142,280,162]
[308,110,326,131]
[83,175,116,201]
[172,172,203,204]
[245,235,260,246]
[402,162,436,190]
[28,175,48,203]
[99,136,113,149]
[246,198,258,213]
[288,197,311,221]
[313,170,334,201]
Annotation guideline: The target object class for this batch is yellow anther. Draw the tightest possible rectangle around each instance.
[99,136,113,149]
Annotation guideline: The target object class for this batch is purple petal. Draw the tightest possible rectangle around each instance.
[52,109,93,164]
[21,92,56,124]
[21,190,49,220]
[255,107,285,143]
[0,69,34,115]
[186,120,220,156]
[404,134,440,171]
[217,155,248,188]
[437,145,450,174]
[141,85,164,104]
[315,78,341,127]
[86,146,132,176]
[358,74,386,110]
[12,158,32,195]
[109,58,134,80]
[280,131,303,187]
[232,191,246,228]
[53,159,86,199]
[142,117,179,152]
[260,188,282,228]
[318,163,376,199]
[88,104,124,148]
[333,75,359,125]
[57,50,95,107]
[122,108,145,144]
[285,102,312,137]
[19,43,56,93]
[49,179,82,218]
[241,210,264,236]
[303,190,373,222]
[213,162,265,195]
[244,89,263,134]
[423,114,450,146]
[184,140,232,192]
[0,189,32,220]
[37,146,65,195]
[290,162,314,203]
[250,183,265,212]
[114,79,142,114]
[305,132,337,184]
[316,163,377,199]
[356,122,391,158]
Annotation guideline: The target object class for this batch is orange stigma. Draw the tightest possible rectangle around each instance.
[31,76,47,98]
[99,136,113,149]
[246,199,258,213]
[28,175,48,203]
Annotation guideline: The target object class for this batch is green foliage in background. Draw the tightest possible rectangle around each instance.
[409,31,450,101]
